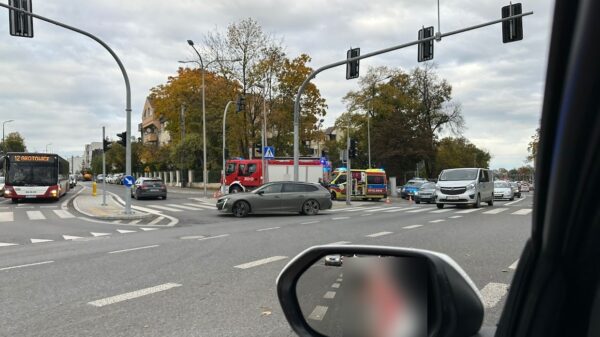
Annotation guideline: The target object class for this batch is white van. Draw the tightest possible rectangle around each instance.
[436,168,494,208]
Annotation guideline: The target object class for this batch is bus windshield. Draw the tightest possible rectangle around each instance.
[7,162,57,186]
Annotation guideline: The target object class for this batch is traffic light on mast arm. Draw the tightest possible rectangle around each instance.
[236,95,246,112]
[116,131,127,147]
[103,138,112,152]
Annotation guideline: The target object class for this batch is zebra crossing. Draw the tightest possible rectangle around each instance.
[140,198,215,213]
[332,204,533,216]
[0,208,78,222]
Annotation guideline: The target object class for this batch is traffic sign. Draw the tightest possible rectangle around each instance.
[123,175,135,188]
[264,146,275,159]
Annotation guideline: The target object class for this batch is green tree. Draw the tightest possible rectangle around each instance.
[435,137,491,176]
[527,127,540,162]
[1,132,27,152]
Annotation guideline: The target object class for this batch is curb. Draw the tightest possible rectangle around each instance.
[73,187,152,221]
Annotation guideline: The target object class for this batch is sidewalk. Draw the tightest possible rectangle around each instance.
[73,189,152,221]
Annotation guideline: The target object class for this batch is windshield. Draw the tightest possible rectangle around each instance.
[439,169,479,181]
[495,181,510,188]
[0,176,4,184]
[7,162,57,186]
[420,182,436,189]
[405,181,424,187]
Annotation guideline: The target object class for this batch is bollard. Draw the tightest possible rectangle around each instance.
[92,181,97,196]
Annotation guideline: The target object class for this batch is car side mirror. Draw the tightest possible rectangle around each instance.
[277,245,484,337]
[257,190,265,195]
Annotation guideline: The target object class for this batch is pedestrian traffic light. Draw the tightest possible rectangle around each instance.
[236,95,245,112]
[116,131,127,147]
[418,26,434,62]
[349,139,358,159]
[8,0,34,38]
[502,3,523,43]
[346,48,360,80]
[103,138,112,152]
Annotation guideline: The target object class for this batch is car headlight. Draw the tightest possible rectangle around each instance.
[414,191,419,196]
[466,183,475,190]
[222,198,229,207]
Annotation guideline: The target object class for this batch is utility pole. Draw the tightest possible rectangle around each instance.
[346,121,352,206]
[101,126,107,206]
[222,100,235,194]
[180,105,185,187]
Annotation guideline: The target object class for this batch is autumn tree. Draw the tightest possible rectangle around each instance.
[527,127,540,162]
[435,137,491,176]
[1,132,27,152]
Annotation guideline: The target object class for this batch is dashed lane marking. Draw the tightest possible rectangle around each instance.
[331,283,341,288]
[140,227,159,231]
[512,208,532,215]
[403,225,423,229]
[108,245,160,254]
[361,213,373,216]
[430,209,452,213]
[0,260,54,271]
[26,210,45,220]
[0,242,19,247]
[116,229,136,234]
[91,232,111,237]
[449,215,463,219]
[62,235,83,240]
[429,219,445,223]
[30,238,54,243]
[198,234,229,241]
[300,220,320,225]
[323,291,336,299]
[87,282,181,307]
[331,217,350,220]
[307,305,328,321]
[256,227,280,232]
[234,256,288,269]
[480,282,509,309]
[483,208,509,214]
[366,231,393,238]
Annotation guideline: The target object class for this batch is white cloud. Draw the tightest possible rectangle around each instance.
[0,0,553,168]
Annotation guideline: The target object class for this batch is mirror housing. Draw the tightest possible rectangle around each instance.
[277,245,484,337]
[257,190,265,195]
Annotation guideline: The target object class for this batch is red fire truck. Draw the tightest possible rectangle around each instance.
[223,158,329,193]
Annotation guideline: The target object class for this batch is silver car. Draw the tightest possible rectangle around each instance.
[216,181,333,217]
[494,181,515,200]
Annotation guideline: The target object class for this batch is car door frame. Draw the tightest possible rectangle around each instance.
[252,183,283,213]
[496,0,600,336]
[280,183,308,212]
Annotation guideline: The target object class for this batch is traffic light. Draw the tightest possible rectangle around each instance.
[418,26,434,62]
[103,138,112,152]
[255,144,262,154]
[349,139,358,159]
[502,3,523,43]
[116,131,127,147]
[8,0,34,38]
[236,95,246,112]
[346,48,360,80]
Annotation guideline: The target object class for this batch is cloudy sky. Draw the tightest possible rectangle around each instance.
[0,0,553,169]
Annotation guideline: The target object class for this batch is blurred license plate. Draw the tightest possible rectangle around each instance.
[447,196,459,200]
[26,195,36,198]
[150,189,159,192]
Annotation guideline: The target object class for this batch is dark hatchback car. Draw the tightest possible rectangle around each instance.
[217,181,332,217]
[415,182,437,204]
[131,177,167,200]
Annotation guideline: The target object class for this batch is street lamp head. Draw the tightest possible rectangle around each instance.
[187,40,194,46]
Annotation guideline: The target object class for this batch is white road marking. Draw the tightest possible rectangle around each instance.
[366,231,393,238]
[340,207,376,212]
[234,256,288,269]
[300,220,320,225]
[198,234,229,241]
[26,211,46,220]
[183,203,213,209]
[361,213,372,216]
[449,215,463,219]
[256,227,280,232]
[189,197,213,204]
[0,212,14,222]
[147,216,165,226]
[331,217,350,220]
[307,305,328,321]
[429,219,445,223]
[403,225,423,229]
[406,208,429,213]
[112,220,122,224]
[145,205,182,212]
[455,208,482,214]
[87,282,181,307]
[323,291,336,299]
[509,259,519,270]
[140,227,159,231]
[512,208,532,215]
[483,208,509,214]
[331,283,341,288]
[128,219,142,225]
[505,196,526,205]
[430,209,452,213]
[167,204,202,211]
[62,235,83,240]
[336,278,343,282]
[30,238,54,243]
[40,205,57,208]
[363,207,394,212]
[0,260,54,271]
[480,282,509,308]
[383,207,416,213]
[108,245,160,254]
[0,242,19,247]
[326,241,351,245]
[117,229,136,234]
[53,210,75,219]
[90,232,111,237]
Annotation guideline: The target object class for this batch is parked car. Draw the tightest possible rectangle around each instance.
[494,180,515,200]
[415,182,437,204]
[69,174,77,188]
[521,183,530,192]
[131,178,167,200]
[216,181,333,218]
[400,179,427,199]
[324,254,342,266]
[96,174,104,182]
[114,173,124,185]
[510,181,521,198]
[436,168,494,208]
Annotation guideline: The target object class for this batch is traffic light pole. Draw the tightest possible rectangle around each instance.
[346,121,351,206]
[292,10,533,181]
[102,126,107,206]
[0,2,133,214]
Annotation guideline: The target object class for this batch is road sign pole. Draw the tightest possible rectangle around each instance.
[102,126,107,206]
[1,2,133,214]
[346,122,351,206]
